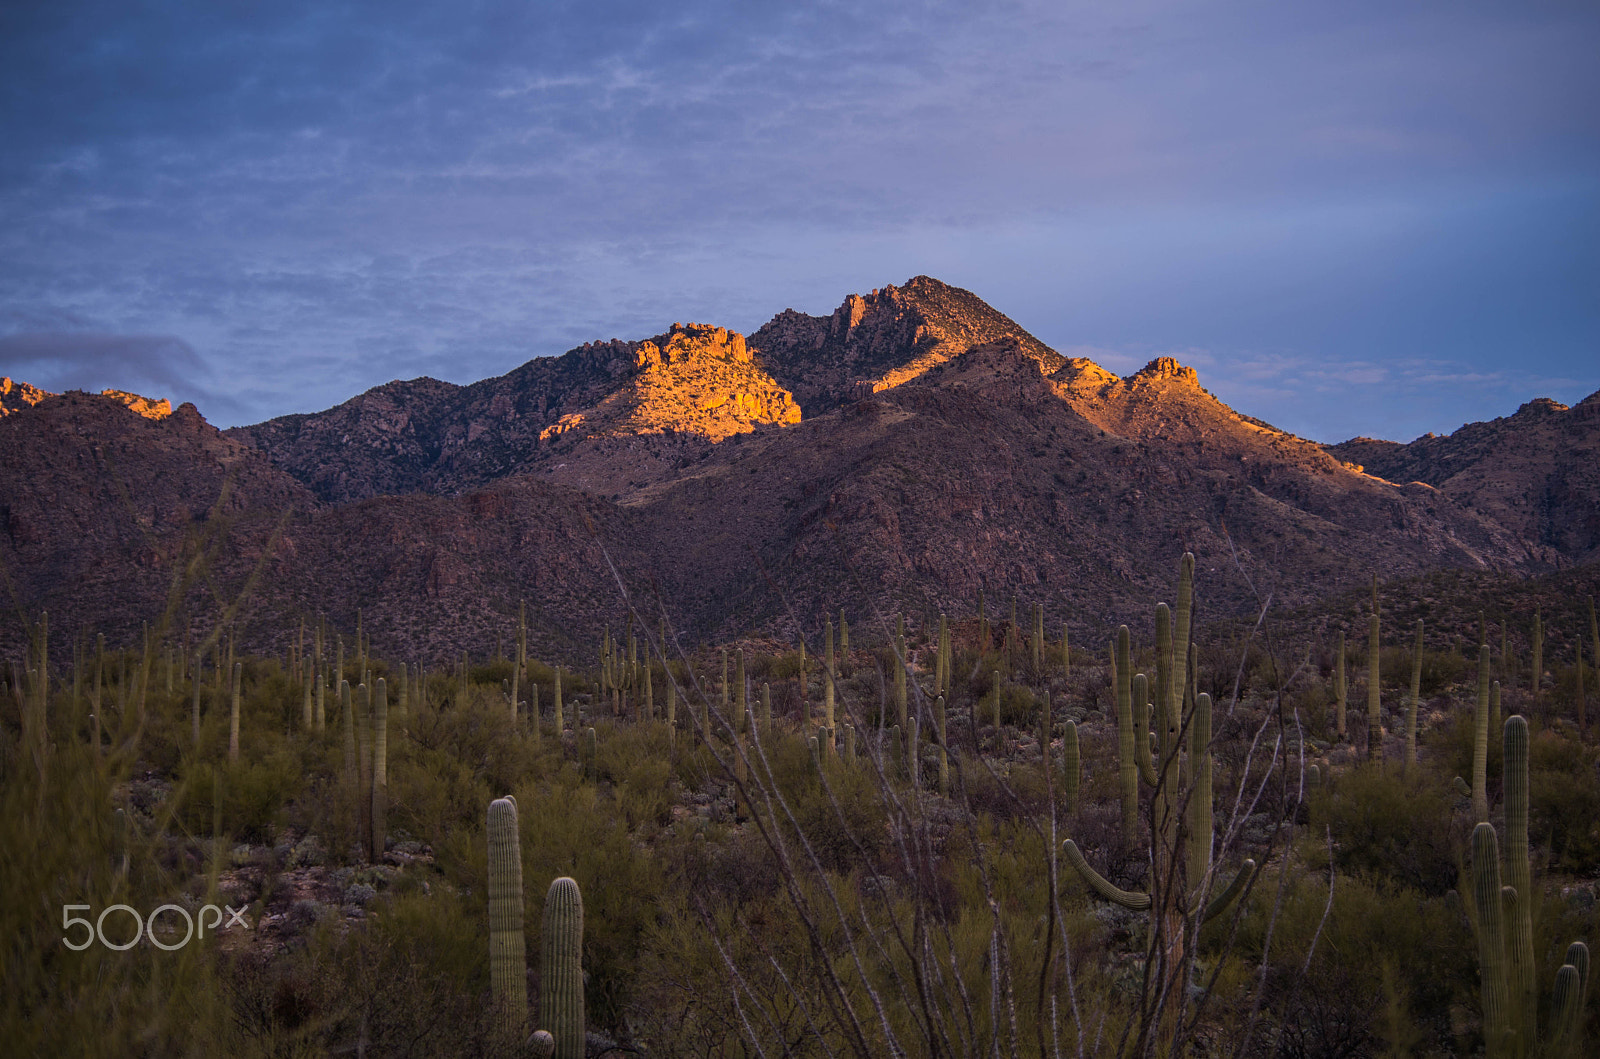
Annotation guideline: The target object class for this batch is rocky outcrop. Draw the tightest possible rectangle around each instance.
[0,378,171,419]
[750,275,1061,416]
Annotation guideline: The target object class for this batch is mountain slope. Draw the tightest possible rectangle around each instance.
[1328,393,1600,561]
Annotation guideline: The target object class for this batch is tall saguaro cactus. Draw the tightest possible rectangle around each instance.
[1066,554,1254,1051]
[541,876,586,1059]
[1470,715,1591,1059]
[487,796,527,1034]
[227,661,242,764]
[371,677,388,861]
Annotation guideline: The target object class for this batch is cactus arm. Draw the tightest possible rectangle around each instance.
[1199,859,1256,924]
[1062,840,1152,911]
[1548,964,1582,1059]
[1453,775,1473,801]
[1131,672,1157,787]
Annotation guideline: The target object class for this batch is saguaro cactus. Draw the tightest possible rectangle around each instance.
[371,677,388,860]
[1062,719,1080,813]
[487,796,527,1033]
[541,876,586,1059]
[227,661,242,764]
[1066,554,1254,1050]
[1470,715,1592,1059]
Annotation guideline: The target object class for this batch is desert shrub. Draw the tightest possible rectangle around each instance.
[1309,765,1458,895]
[1528,727,1600,874]
[1231,870,1473,1058]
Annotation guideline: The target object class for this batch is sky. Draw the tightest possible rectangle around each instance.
[1,0,1596,443]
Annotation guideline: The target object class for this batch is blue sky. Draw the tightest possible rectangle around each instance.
[1,0,1595,442]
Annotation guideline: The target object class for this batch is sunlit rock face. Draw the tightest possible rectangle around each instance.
[0,378,170,419]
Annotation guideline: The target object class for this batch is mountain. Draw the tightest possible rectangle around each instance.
[2,277,1592,663]
[1327,394,1600,562]
[224,324,801,504]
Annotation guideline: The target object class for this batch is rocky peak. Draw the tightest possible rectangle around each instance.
[751,275,1061,415]
[1129,356,1200,386]
[0,376,51,415]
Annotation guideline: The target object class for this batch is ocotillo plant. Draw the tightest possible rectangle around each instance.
[487,796,527,1034]
[1469,715,1592,1059]
[1066,554,1255,1052]
[541,876,585,1059]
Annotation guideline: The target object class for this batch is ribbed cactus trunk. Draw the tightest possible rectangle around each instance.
[340,679,355,784]
[227,661,241,764]
[1504,715,1536,1048]
[487,797,527,1034]
[553,666,563,733]
[1472,822,1512,1057]
[1061,624,1069,680]
[315,663,326,731]
[824,620,836,739]
[1473,646,1491,822]
[934,613,947,694]
[936,695,948,795]
[894,628,907,730]
[371,678,387,861]
[1405,620,1423,773]
[356,682,372,854]
[541,877,585,1059]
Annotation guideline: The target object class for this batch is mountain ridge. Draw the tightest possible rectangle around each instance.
[2,276,1594,661]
